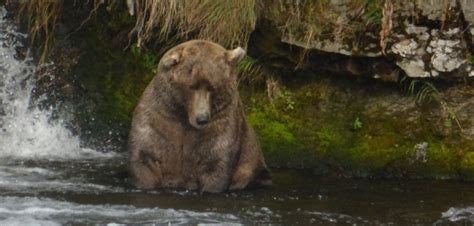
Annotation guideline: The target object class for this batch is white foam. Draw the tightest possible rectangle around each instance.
[0,196,241,225]
[0,6,113,160]
[305,210,369,224]
[441,207,474,222]
[0,179,122,194]
[0,163,125,194]
[0,217,61,226]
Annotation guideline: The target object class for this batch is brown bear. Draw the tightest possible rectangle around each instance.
[128,40,271,193]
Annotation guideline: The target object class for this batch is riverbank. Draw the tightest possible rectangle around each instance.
[8,1,474,180]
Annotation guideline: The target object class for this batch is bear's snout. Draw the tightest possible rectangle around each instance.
[188,88,211,129]
[196,115,209,125]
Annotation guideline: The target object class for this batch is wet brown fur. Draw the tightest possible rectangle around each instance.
[128,40,271,193]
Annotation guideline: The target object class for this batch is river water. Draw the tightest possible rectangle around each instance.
[1,6,474,225]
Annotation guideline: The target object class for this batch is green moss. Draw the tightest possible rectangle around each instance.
[71,12,157,145]
[349,138,402,170]
[316,127,345,155]
[240,75,474,180]
[423,142,457,178]
[248,110,296,150]
[466,52,474,65]
[247,103,311,167]
[460,152,474,176]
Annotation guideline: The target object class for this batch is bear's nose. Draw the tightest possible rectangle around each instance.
[196,115,209,125]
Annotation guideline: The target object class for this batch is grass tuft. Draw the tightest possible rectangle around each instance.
[132,0,257,48]
[19,0,63,63]
[18,0,107,63]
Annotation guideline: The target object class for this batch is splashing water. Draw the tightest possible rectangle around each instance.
[441,207,474,223]
[0,196,242,225]
[0,7,112,159]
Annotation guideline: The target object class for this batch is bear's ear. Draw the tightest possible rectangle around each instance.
[161,52,181,70]
[225,47,246,66]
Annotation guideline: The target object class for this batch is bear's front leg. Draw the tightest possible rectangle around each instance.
[198,159,231,193]
[229,125,271,190]
[130,152,163,189]
[229,167,253,190]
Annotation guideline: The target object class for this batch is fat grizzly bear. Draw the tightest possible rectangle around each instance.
[128,40,271,193]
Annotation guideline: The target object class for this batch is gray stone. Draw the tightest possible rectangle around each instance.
[396,59,430,78]
[460,0,474,24]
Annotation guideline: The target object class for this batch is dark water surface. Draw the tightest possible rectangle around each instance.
[0,155,472,225]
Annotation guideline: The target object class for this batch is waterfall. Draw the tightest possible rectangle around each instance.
[0,7,112,159]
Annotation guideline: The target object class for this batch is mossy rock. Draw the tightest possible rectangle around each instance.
[242,75,474,180]
[65,10,157,148]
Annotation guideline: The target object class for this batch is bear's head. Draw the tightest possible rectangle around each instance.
[158,40,246,129]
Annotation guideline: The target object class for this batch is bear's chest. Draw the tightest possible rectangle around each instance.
[181,126,240,157]
[153,117,242,188]
[185,126,239,159]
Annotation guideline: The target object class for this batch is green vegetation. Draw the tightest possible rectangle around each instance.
[242,76,474,179]
[236,56,265,84]
[134,0,257,48]
[70,12,157,144]
[18,0,257,58]
[14,0,474,180]
[352,117,363,131]
[466,52,474,65]
[17,0,386,59]
[400,76,463,132]
[18,0,63,62]
[400,76,440,104]
[363,0,383,25]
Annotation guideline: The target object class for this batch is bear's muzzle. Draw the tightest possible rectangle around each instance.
[189,88,211,129]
